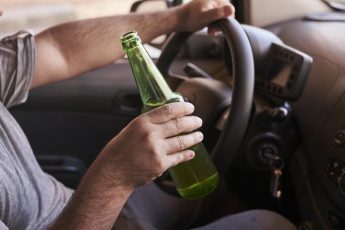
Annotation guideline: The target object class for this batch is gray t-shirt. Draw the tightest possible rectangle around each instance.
[0,31,73,229]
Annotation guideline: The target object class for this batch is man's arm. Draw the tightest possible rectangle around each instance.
[50,102,203,229]
[33,0,234,88]
[46,1,234,228]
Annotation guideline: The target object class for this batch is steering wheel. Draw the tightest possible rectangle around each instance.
[156,17,255,196]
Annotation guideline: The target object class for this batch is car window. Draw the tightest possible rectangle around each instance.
[0,0,138,37]
[329,0,345,3]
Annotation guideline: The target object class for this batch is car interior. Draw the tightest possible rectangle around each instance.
[6,0,345,229]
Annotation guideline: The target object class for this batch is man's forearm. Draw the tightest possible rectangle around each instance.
[33,8,181,88]
[33,0,235,88]
[50,152,134,229]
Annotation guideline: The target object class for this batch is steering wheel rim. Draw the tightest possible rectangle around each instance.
[157,17,254,173]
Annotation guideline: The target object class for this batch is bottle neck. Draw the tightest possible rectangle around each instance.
[125,42,177,106]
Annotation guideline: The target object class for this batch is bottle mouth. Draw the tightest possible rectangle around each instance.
[121,31,141,50]
[121,31,137,41]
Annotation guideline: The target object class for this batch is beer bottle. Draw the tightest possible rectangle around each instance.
[120,31,219,199]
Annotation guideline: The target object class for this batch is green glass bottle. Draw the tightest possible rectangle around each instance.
[121,31,219,199]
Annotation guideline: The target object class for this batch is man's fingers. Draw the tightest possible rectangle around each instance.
[165,150,196,169]
[206,3,235,35]
[207,27,221,36]
[205,4,234,23]
[161,116,202,138]
[165,132,203,154]
[145,102,194,124]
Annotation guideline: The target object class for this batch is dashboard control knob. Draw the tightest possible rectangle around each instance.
[267,107,289,122]
[339,170,345,195]
[334,130,345,147]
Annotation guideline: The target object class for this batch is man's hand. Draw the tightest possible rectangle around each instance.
[99,102,203,190]
[176,0,235,32]
[51,102,203,229]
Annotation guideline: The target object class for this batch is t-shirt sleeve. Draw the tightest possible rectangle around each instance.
[0,221,9,230]
[0,173,10,230]
[0,31,35,108]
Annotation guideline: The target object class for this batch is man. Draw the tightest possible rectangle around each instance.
[0,0,296,229]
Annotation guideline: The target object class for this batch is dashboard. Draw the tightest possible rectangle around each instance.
[267,18,345,229]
